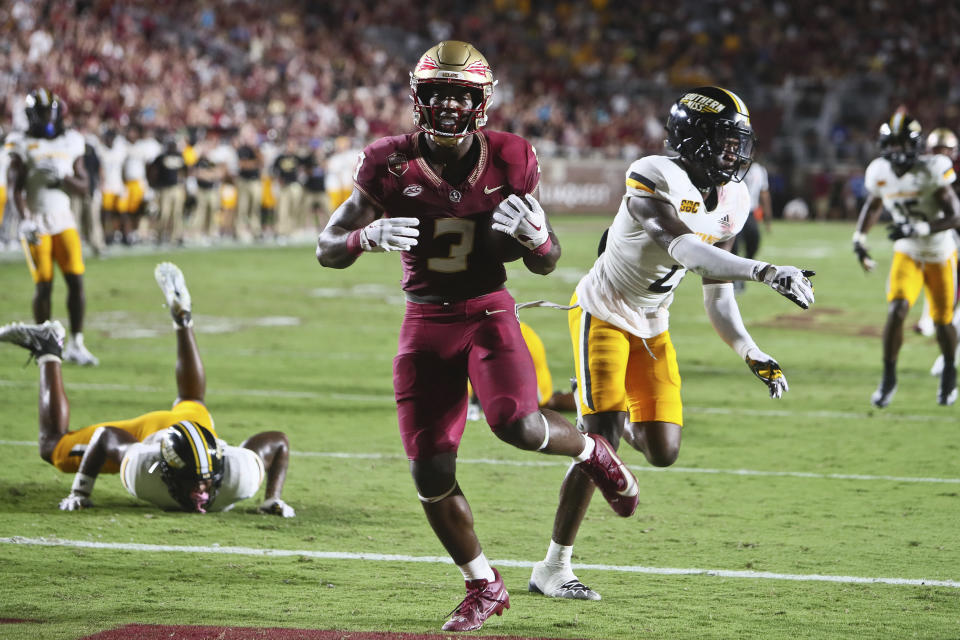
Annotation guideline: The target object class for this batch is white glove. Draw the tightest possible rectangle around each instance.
[491,193,549,251]
[359,217,419,252]
[744,348,789,399]
[19,218,41,245]
[759,265,815,309]
[59,493,93,511]
[258,497,296,518]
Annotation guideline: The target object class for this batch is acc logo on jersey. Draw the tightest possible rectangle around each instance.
[387,152,409,178]
[403,185,423,197]
[679,199,700,213]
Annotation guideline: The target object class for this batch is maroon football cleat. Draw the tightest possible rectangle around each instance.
[577,433,639,517]
[441,567,510,632]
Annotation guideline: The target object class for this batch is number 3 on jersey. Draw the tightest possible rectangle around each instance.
[428,218,476,273]
[649,264,682,293]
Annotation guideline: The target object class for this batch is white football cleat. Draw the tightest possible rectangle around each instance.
[0,320,65,360]
[528,561,601,601]
[154,262,192,326]
[63,339,99,366]
[931,346,959,377]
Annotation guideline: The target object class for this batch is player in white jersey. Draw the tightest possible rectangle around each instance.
[529,87,816,601]
[96,128,129,244]
[852,114,960,407]
[0,262,295,517]
[6,89,98,366]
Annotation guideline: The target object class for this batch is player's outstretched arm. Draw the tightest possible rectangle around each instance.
[852,196,883,272]
[316,189,418,268]
[240,431,295,517]
[628,196,815,309]
[702,281,789,399]
[59,427,138,511]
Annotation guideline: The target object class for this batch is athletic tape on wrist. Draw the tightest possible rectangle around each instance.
[346,229,364,256]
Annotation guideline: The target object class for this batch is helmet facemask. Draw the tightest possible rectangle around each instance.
[409,41,495,146]
[158,422,224,513]
[879,117,923,174]
[412,79,492,143]
[25,89,64,139]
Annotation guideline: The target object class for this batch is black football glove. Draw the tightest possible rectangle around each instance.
[745,352,789,399]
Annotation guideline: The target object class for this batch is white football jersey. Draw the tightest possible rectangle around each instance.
[123,137,162,182]
[743,162,769,212]
[6,129,85,235]
[0,145,9,189]
[576,155,750,338]
[120,435,265,512]
[97,137,128,193]
[865,154,957,261]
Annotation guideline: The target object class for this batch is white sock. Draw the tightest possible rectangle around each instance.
[37,354,62,365]
[72,333,85,347]
[573,434,595,463]
[544,540,573,569]
[458,552,495,582]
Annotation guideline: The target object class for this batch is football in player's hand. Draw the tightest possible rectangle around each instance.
[484,218,526,262]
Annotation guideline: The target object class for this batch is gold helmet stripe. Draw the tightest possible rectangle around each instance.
[890,112,905,134]
[179,421,211,476]
[718,88,749,116]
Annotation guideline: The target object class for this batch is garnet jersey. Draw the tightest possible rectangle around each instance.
[864,154,957,262]
[575,155,750,338]
[354,131,540,299]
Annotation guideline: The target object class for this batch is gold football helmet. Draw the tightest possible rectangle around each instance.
[926,127,958,160]
[410,40,495,142]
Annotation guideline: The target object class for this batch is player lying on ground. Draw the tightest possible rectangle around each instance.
[0,262,295,516]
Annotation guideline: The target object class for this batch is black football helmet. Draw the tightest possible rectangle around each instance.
[878,113,923,174]
[158,421,224,513]
[665,86,756,186]
[25,88,65,139]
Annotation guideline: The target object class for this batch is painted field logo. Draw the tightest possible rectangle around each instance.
[402,185,423,197]
[679,199,700,213]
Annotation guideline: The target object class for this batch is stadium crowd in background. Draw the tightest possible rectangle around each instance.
[0,0,959,248]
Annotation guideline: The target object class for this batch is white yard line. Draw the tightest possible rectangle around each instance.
[0,440,957,484]
[2,536,957,589]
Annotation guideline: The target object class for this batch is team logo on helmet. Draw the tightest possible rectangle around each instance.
[666,86,755,186]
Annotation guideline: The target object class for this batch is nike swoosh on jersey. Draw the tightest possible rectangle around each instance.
[484,184,504,194]
[485,309,508,315]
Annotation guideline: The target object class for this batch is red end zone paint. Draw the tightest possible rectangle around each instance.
[81,625,582,640]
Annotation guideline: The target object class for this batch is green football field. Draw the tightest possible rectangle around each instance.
[0,218,957,640]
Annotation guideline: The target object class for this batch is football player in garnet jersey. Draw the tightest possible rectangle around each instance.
[316,40,638,632]
[0,263,295,517]
[7,89,97,366]
[528,87,816,601]
[853,114,960,407]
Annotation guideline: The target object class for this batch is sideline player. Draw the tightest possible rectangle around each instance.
[0,263,295,516]
[528,87,816,600]
[316,40,638,632]
[852,114,960,407]
[922,128,960,377]
[6,89,98,365]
